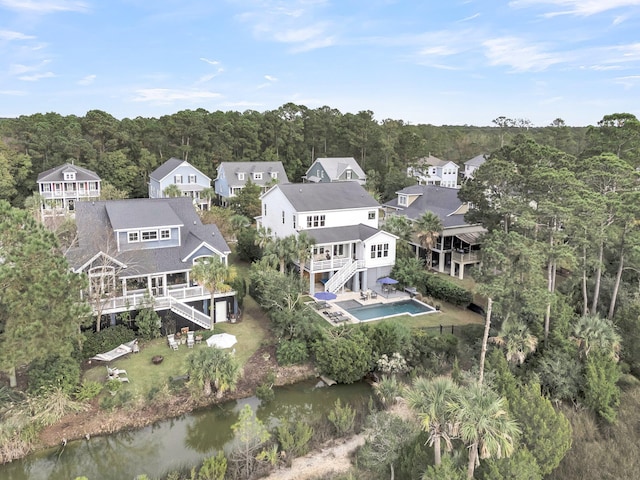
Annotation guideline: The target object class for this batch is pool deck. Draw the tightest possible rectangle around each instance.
[309,287,416,325]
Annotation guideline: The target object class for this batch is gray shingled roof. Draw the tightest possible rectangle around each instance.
[306,224,380,244]
[37,163,100,182]
[106,201,183,230]
[383,184,470,228]
[308,157,366,180]
[149,158,184,181]
[465,154,487,167]
[277,182,379,212]
[67,197,230,276]
[217,161,289,187]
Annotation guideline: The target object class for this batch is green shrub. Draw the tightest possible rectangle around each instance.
[420,274,473,306]
[276,339,309,365]
[276,420,314,458]
[327,398,356,437]
[27,355,81,396]
[134,306,162,340]
[256,383,275,403]
[74,381,103,402]
[82,324,136,358]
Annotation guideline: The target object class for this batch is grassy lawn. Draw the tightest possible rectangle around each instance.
[83,294,269,399]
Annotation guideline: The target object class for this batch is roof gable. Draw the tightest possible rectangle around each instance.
[37,163,101,182]
[307,157,366,180]
[149,158,211,182]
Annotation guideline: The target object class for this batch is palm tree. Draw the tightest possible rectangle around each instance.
[413,211,443,268]
[294,231,315,282]
[383,215,414,259]
[255,226,273,251]
[405,376,459,467]
[571,314,621,360]
[185,347,241,397]
[163,183,182,198]
[449,384,520,479]
[267,236,297,274]
[200,187,215,209]
[190,256,237,330]
[489,320,538,365]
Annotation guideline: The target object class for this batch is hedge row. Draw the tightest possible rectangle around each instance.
[420,274,473,306]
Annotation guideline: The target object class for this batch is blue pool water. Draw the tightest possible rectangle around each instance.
[339,298,436,321]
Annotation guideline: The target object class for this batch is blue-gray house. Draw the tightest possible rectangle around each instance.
[149,158,212,210]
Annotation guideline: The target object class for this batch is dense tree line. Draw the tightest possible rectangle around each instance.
[0,105,595,207]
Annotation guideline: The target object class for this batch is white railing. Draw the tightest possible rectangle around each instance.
[168,298,211,329]
[94,285,213,314]
[304,257,351,272]
[324,259,362,293]
[451,251,481,263]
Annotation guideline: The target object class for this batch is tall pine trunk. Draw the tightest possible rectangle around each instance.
[582,243,589,315]
[478,298,493,385]
[591,241,604,314]
[608,226,627,319]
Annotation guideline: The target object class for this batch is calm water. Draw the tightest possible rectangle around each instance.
[0,380,371,480]
[341,298,436,321]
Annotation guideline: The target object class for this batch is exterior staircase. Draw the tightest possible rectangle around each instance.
[324,259,360,294]
[168,296,211,329]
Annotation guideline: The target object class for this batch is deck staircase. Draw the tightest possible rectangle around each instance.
[168,296,211,329]
[324,259,359,294]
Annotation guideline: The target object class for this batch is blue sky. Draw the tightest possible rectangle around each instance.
[1,0,639,126]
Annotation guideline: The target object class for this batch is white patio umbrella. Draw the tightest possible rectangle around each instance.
[206,333,238,349]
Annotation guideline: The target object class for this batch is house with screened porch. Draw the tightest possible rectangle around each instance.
[257,182,397,295]
[65,197,235,329]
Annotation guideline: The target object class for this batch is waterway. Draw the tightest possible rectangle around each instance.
[0,380,372,480]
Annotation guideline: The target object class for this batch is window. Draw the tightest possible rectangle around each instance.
[141,230,158,241]
[307,215,325,228]
[89,182,98,191]
[398,195,407,206]
[271,172,277,179]
[64,172,76,181]
[188,174,196,183]
[263,203,267,216]
[293,215,296,229]
[174,175,183,184]
[368,210,376,220]
[345,170,352,180]
[370,243,389,259]
[160,229,171,239]
[238,172,245,180]
[128,231,139,242]
[282,211,285,224]
[253,172,263,180]
[41,184,51,192]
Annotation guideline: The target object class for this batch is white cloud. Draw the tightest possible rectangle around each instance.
[0,89,27,96]
[264,75,277,82]
[199,57,219,65]
[132,88,222,103]
[77,74,95,85]
[483,37,565,71]
[9,59,51,75]
[0,30,35,41]
[509,0,640,17]
[19,71,55,81]
[615,75,640,87]
[0,0,88,13]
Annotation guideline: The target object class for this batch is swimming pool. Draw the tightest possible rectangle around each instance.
[336,298,436,322]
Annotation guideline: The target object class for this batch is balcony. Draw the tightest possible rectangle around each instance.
[303,256,365,273]
[451,250,480,264]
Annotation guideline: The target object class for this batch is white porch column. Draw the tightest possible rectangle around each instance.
[450,262,456,277]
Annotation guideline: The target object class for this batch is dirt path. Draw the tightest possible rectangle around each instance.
[263,435,365,480]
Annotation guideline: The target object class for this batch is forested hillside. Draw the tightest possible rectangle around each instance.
[0,104,596,207]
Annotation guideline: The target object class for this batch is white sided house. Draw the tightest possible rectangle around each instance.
[407,155,459,188]
[383,184,485,279]
[66,197,235,329]
[214,161,288,207]
[463,154,487,179]
[148,158,212,210]
[37,163,101,218]
[257,182,397,294]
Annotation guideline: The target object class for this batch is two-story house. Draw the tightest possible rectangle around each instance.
[37,163,101,218]
[463,154,487,179]
[257,182,397,294]
[214,161,288,207]
[149,158,212,210]
[383,184,485,279]
[303,157,367,185]
[65,197,235,328]
[407,155,459,188]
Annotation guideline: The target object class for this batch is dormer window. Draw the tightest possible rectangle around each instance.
[238,172,245,180]
[174,175,183,184]
[271,172,278,179]
[345,170,352,180]
[64,172,76,181]
[253,172,263,180]
[399,194,408,206]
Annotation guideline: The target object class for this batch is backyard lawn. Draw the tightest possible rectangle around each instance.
[83,294,269,399]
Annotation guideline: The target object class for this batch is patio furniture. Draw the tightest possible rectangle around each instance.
[167,334,179,351]
[187,331,195,348]
[370,291,378,299]
[115,375,129,383]
[195,335,203,345]
[360,291,368,300]
[107,366,127,377]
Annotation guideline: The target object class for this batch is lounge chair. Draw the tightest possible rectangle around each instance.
[370,291,378,299]
[167,334,179,351]
[187,331,195,348]
[360,291,368,300]
[107,366,127,377]
[115,376,129,383]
